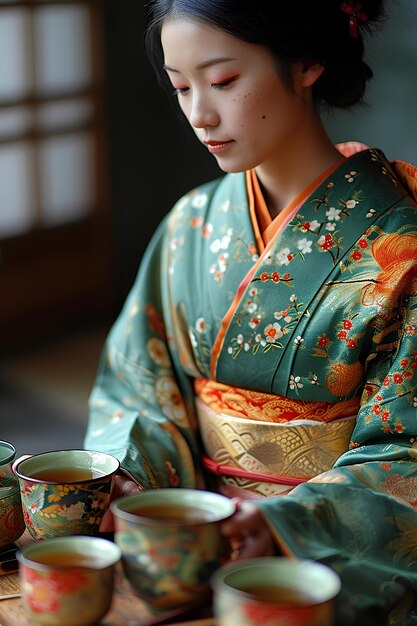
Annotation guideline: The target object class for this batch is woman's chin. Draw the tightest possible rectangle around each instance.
[213,158,247,174]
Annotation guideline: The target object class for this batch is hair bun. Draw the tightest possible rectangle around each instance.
[318,58,374,108]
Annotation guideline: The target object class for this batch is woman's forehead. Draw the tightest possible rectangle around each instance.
[161,18,259,68]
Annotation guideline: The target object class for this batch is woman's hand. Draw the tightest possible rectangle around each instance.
[100,474,142,532]
[220,498,276,560]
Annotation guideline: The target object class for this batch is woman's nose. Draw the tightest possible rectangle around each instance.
[189,95,219,129]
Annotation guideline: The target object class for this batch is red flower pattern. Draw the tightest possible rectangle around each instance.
[23,566,86,614]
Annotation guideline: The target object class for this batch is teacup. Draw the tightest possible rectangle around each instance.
[0,440,17,478]
[211,556,341,626]
[17,535,121,626]
[13,449,119,540]
[0,440,25,549]
[111,488,236,613]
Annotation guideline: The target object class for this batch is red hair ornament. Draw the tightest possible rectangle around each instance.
[340,1,368,37]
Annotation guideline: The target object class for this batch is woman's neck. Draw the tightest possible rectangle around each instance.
[255,116,345,220]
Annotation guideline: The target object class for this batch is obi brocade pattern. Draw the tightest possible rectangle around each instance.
[85,147,417,624]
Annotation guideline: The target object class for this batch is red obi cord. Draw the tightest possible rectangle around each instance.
[202,455,307,487]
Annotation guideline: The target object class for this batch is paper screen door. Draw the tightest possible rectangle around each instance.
[0,0,112,349]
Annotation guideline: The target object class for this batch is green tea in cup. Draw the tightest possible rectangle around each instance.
[28,466,105,482]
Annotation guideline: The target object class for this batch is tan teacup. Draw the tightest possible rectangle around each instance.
[111,488,236,613]
[13,449,119,540]
[17,535,121,626]
[211,556,341,626]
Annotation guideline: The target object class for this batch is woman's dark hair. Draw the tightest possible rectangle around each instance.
[145,0,386,109]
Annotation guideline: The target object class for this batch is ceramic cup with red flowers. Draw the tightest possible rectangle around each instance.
[210,556,341,626]
[0,440,25,550]
[17,535,121,626]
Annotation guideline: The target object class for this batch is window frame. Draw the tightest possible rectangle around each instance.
[0,0,113,351]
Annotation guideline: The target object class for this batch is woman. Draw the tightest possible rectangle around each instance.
[85,1,417,623]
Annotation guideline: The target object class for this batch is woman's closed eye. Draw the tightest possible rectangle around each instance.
[172,86,190,96]
[172,76,238,96]
[211,76,238,90]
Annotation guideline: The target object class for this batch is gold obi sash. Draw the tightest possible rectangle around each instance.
[195,379,358,499]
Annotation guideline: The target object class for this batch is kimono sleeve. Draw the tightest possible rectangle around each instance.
[84,217,200,489]
[257,292,417,625]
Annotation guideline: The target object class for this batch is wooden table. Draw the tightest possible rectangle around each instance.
[0,532,215,626]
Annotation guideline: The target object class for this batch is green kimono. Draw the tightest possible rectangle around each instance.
[85,147,417,625]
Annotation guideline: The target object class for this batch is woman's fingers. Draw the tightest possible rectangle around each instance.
[221,500,275,560]
[221,501,260,536]
[99,476,142,532]
[234,527,276,560]
[99,507,115,532]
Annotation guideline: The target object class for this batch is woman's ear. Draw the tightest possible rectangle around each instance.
[299,60,325,87]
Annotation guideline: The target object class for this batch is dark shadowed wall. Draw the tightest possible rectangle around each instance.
[102,1,220,308]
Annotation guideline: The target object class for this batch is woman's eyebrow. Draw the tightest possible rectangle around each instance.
[163,57,236,72]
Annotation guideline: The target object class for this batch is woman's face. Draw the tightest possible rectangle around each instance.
[161,18,310,174]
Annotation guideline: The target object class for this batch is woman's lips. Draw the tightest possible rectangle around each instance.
[205,140,234,154]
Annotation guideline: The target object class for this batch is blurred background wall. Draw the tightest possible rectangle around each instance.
[0,0,416,455]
